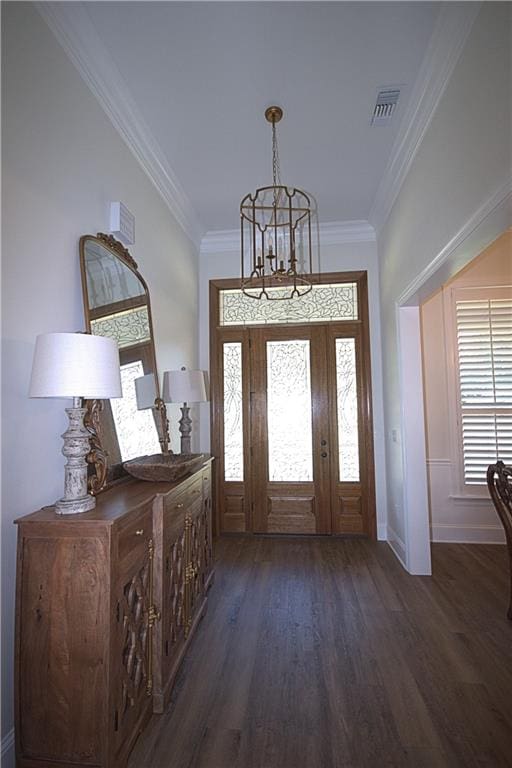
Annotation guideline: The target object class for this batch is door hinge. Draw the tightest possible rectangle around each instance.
[114,709,119,732]
[116,602,120,623]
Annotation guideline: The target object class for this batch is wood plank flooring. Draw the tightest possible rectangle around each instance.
[129,537,512,768]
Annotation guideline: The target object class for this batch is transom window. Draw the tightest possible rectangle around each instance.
[219,282,358,326]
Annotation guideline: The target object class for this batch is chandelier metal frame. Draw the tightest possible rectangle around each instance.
[240,106,314,300]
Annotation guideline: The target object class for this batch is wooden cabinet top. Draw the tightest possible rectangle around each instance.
[15,456,212,526]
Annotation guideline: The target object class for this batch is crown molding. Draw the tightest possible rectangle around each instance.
[200,229,240,255]
[201,219,375,255]
[369,3,481,234]
[35,2,204,249]
[397,178,512,307]
[319,220,376,246]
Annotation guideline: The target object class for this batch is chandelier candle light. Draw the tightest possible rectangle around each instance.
[29,332,122,514]
[240,105,314,300]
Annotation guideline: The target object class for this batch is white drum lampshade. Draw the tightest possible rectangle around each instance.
[134,372,171,454]
[162,368,208,454]
[29,332,122,514]
[29,333,121,399]
[134,372,158,410]
[162,369,208,405]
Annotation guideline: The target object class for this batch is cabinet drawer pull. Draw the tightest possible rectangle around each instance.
[176,502,184,509]
[135,529,144,536]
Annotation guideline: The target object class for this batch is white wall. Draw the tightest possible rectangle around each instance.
[378,3,511,561]
[198,236,388,539]
[421,230,512,543]
[1,4,199,759]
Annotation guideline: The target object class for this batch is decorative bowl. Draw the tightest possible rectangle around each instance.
[123,453,207,483]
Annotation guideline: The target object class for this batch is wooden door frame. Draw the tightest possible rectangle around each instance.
[209,271,376,538]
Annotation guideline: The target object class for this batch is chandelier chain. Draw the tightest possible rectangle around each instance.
[271,118,281,188]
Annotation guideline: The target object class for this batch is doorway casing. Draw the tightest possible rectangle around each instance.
[393,182,511,575]
[209,271,376,538]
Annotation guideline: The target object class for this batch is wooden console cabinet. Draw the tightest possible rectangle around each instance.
[14,459,213,768]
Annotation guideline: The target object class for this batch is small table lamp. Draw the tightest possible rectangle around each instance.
[134,372,171,454]
[29,332,122,514]
[162,367,208,454]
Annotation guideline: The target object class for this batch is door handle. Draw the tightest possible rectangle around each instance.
[321,452,328,458]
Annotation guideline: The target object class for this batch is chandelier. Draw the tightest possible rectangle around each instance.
[240,106,313,300]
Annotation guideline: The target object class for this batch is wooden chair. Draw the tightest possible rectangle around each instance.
[487,461,512,619]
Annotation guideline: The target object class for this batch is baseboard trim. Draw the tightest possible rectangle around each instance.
[386,525,407,569]
[1,728,15,768]
[431,523,506,544]
[377,523,387,541]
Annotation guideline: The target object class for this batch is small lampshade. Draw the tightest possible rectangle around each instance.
[29,332,122,399]
[134,372,158,410]
[162,369,208,404]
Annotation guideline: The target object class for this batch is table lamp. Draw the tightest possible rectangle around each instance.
[162,367,208,454]
[29,332,122,514]
[134,372,170,454]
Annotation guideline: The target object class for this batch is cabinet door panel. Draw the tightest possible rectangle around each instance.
[18,535,108,764]
[112,550,152,757]
[187,498,205,628]
[202,468,213,588]
[163,527,187,662]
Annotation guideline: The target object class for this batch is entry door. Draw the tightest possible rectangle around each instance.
[250,325,331,533]
[215,321,375,537]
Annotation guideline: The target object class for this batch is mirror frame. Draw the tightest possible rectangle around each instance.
[80,232,169,493]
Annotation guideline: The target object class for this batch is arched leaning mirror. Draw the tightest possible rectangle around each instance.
[80,233,168,491]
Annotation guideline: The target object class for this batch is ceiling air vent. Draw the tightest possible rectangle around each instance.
[371,88,400,126]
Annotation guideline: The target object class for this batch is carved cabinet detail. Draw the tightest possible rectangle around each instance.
[15,459,213,768]
[152,468,214,713]
[202,464,213,585]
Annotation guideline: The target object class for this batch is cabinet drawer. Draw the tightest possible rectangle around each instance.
[164,475,202,516]
[117,505,153,565]
[202,465,211,493]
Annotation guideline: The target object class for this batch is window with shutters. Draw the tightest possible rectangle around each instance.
[453,287,512,486]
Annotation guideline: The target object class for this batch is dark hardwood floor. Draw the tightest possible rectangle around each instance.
[129,537,512,768]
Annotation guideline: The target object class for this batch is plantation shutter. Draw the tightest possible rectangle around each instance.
[455,295,512,484]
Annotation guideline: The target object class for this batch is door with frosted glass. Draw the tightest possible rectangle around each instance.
[212,276,375,537]
[250,326,332,533]
[247,324,371,535]
[218,323,374,536]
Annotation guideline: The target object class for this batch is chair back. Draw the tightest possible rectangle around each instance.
[487,461,512,543]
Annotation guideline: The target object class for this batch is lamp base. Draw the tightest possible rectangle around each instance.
[55,403,97,516]
[55,494,96,515]
[178,404,192,454]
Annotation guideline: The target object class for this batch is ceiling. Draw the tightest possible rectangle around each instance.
[79,2,441,233]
